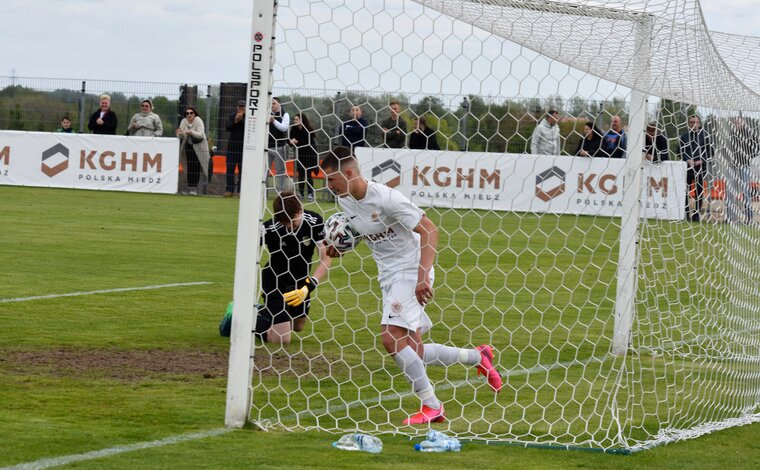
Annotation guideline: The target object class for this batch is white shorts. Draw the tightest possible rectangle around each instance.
[380,272,434,334]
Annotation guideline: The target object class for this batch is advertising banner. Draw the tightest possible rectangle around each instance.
[358,148,687,220]
[0,131,180,194]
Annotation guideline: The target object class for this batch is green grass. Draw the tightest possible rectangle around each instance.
[1,185,759,469]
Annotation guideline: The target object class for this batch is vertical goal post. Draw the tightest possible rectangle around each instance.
[225,0,277,428]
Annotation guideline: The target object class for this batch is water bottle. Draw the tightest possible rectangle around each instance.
[414,439,461,452]
[426,429,453,442]
[332,433,383,454]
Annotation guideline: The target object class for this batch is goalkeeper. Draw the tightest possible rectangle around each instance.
[253,190,331,344]
[321,147,503,426]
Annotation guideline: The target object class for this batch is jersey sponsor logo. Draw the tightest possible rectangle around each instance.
[364,226,396,243]
[302,238,311,246]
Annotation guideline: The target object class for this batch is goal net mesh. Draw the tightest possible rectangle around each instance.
[244,0,760,451]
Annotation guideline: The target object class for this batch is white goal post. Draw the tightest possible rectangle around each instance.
[226,0,760,452]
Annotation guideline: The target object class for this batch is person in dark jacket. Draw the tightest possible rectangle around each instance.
[289,113,318,200]
[408,116,440,150]
[679,115,714,221]
[644,122,669,163]
[87,94,118,135]
[601,115,626,158]
[575,122,603,157]
[341,105,368,149]
[224,100,246,197]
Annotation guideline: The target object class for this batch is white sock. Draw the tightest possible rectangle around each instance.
[423,343,480,366]
[394,346,441,409]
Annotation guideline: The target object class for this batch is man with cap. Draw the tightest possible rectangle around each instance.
[224,100,247,197]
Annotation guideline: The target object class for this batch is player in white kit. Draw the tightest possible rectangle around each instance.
[321,146,503,425]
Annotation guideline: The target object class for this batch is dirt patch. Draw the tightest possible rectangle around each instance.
[1,348,346,382]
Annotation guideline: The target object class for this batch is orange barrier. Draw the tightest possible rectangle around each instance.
[270,159,324,179]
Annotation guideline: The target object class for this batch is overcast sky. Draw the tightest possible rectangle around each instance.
[1,1,758,90]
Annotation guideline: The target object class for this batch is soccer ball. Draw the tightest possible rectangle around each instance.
[323,212,362,252]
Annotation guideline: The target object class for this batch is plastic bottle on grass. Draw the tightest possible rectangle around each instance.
[414,439,461,452]
[426,429,453,442]
[332,433,383,454]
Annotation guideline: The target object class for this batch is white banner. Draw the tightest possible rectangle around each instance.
[0,131,180,194]
[357,148,687,220]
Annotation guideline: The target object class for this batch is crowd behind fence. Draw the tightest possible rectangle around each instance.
[2,75,759,219]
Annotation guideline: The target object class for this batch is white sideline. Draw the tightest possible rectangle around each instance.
[0,282,213,304]
[4,356,605,469]
[1,428,233,470]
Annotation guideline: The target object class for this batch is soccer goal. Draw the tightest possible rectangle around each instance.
[226,0,760,452]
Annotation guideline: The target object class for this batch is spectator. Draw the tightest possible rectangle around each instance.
[725,117,758,224]
[531,110,561,155]
[601,115,627,158]
[341,105,368,149]
[176,106,210,196]
[127,99,163,137]
[380,100,407,149]
[408,116,440,150]
[289,113,318,201]
[575,121,602,157]
[644,122,669,163]
[57,116,75,133]
[679,114,714,222]
[224,100,246,197]
[87,93,118,135]
[268,97,290,192]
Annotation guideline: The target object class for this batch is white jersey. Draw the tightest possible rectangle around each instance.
[338,181,424,286]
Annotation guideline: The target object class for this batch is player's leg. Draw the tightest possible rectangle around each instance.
[380,281,444,424]
[267,321,293,344]
[422,342,502,393]
[258,293,294,345]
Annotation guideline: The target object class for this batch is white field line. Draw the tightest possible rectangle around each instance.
[1,428,233,470]
[4,355,606,469]
[0,282,213,304]
[288,354,611,421]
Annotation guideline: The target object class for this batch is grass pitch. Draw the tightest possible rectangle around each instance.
[1,185,758,469]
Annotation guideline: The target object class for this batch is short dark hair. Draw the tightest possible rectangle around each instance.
[548,109,558,116]
[273,190,302,225]
[320,146,354,173]
[272,97,281,104]
[389,100,400,107]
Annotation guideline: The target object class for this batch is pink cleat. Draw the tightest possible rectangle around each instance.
[402,404,446,425]
[476,345,503,393]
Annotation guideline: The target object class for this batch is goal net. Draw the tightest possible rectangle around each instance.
[227,0,760,452]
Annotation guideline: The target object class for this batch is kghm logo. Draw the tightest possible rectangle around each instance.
[535,166,566,202]
[371,159,401,188]
[41,143,69,177]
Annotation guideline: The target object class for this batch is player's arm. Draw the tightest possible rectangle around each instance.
[413,214,438,306]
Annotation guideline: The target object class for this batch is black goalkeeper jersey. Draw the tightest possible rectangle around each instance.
[261,210,324,294]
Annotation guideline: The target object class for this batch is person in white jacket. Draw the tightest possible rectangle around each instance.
[531,110,561,156]
[128,99,163,137]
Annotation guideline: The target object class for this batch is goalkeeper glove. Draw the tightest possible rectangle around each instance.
[283,277,318,307]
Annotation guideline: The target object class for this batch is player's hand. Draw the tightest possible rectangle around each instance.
[324,242,343,258]
[283,277,317,306]
[415,279,433,306]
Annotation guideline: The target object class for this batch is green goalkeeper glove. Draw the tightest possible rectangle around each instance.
[283,277,317,307]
